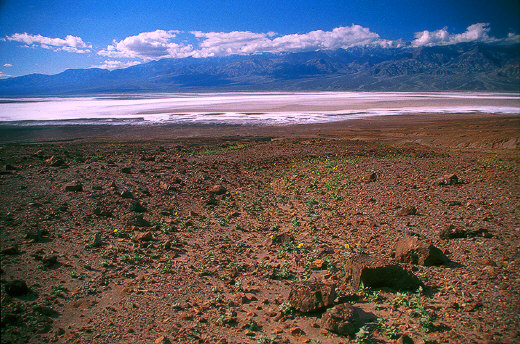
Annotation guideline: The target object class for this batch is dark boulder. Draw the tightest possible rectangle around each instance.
[395,236,448,266]
[344,255,422,291]
[288,281,336,313]
[321,303,363,337]
[5,280,30,296]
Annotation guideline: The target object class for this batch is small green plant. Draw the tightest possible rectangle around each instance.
[359,282,385,303]
[278,301,295,315]
[355,325,372,343]
[52,284,67,297]
[234,278,243,291]
[257,337,277,344]
[161,260,172,273]
[197,261,210,276]
[269,223,280,231]
[216,309,237,326]
[376,318,399,339]
[277,260,293,280]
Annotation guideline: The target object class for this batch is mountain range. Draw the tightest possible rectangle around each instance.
[1,42,519,95]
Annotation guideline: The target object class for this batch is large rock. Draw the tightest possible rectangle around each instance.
[127,215,151,228]
[208,185,226,195]
[321,303,362,337]
[134,232,153,241]
[45,156,66,167]
[288,281,336,313]
[62,181,83,192]
[438,174,459,185]
[266,232,295,247]
[395,206,417,216]
[130,201,147,213]
[345,255,422,291]
[5,280,30,297]
[439,225,491,239]
[395,236,448,266]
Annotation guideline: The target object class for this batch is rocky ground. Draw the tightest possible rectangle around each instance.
[1,114,519,344]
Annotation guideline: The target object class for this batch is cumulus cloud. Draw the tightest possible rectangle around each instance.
[90,60,142,70]
[0,71,12,79]
[411,23,510,47]
[5,33,91,53]
[98,30,193,60]
[191,25,390,57]
[3,63,12,67]
[98,25,390,60]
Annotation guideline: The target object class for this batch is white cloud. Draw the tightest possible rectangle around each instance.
[98,30,193,60]
[100,25,391,60]
[90,60,142,70]
[3,63,12,67]
[5,33,91,53]
[504,32,520,44]
[0,71,12,79]
[192,25,390,57]
[412,23,500,47]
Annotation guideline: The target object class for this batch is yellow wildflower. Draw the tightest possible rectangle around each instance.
[113,228,118,233]
[270,234,275,240]
[344,244,350,249]
[298,243,304,249]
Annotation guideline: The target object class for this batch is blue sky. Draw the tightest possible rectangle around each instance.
[0,0,519,78]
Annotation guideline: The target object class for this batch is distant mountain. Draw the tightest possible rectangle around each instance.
[1,42,519,95]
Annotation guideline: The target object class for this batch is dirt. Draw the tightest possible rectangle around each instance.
[1,113,519,344]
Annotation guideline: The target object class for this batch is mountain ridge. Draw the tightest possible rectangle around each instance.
[1,42,519,95]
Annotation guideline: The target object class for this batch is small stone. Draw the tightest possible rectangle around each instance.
[395,206,417,216]
[63,181,83,192]
[439,225,491,239]
[244,329,255,336]
[93,207,112,217]
[120,190,133,198]
[288,281,336,313]
[160,181,176,191]
[266,232,295,246]
[25,229,46,242]
[128,215,151,228]
[209,185,226,195]
[272,327,284,334]
[155,336,171,344]
[42,255,58,268]
[364,172,377,182]
[397,334,414,344]
[1,245,19,255]
[130,201,147,213]
[439,174,459,185]
[134,232,153,241]
[309,259,326,270]
[92,233,102,247]
[46,156,65,167]
[231,293,247,305]
[289,327,305,336]
[5,280,30,296]
[465,301,483,312]
[34,150,45,158]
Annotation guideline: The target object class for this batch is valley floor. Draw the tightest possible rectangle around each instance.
[1,113,519,344]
